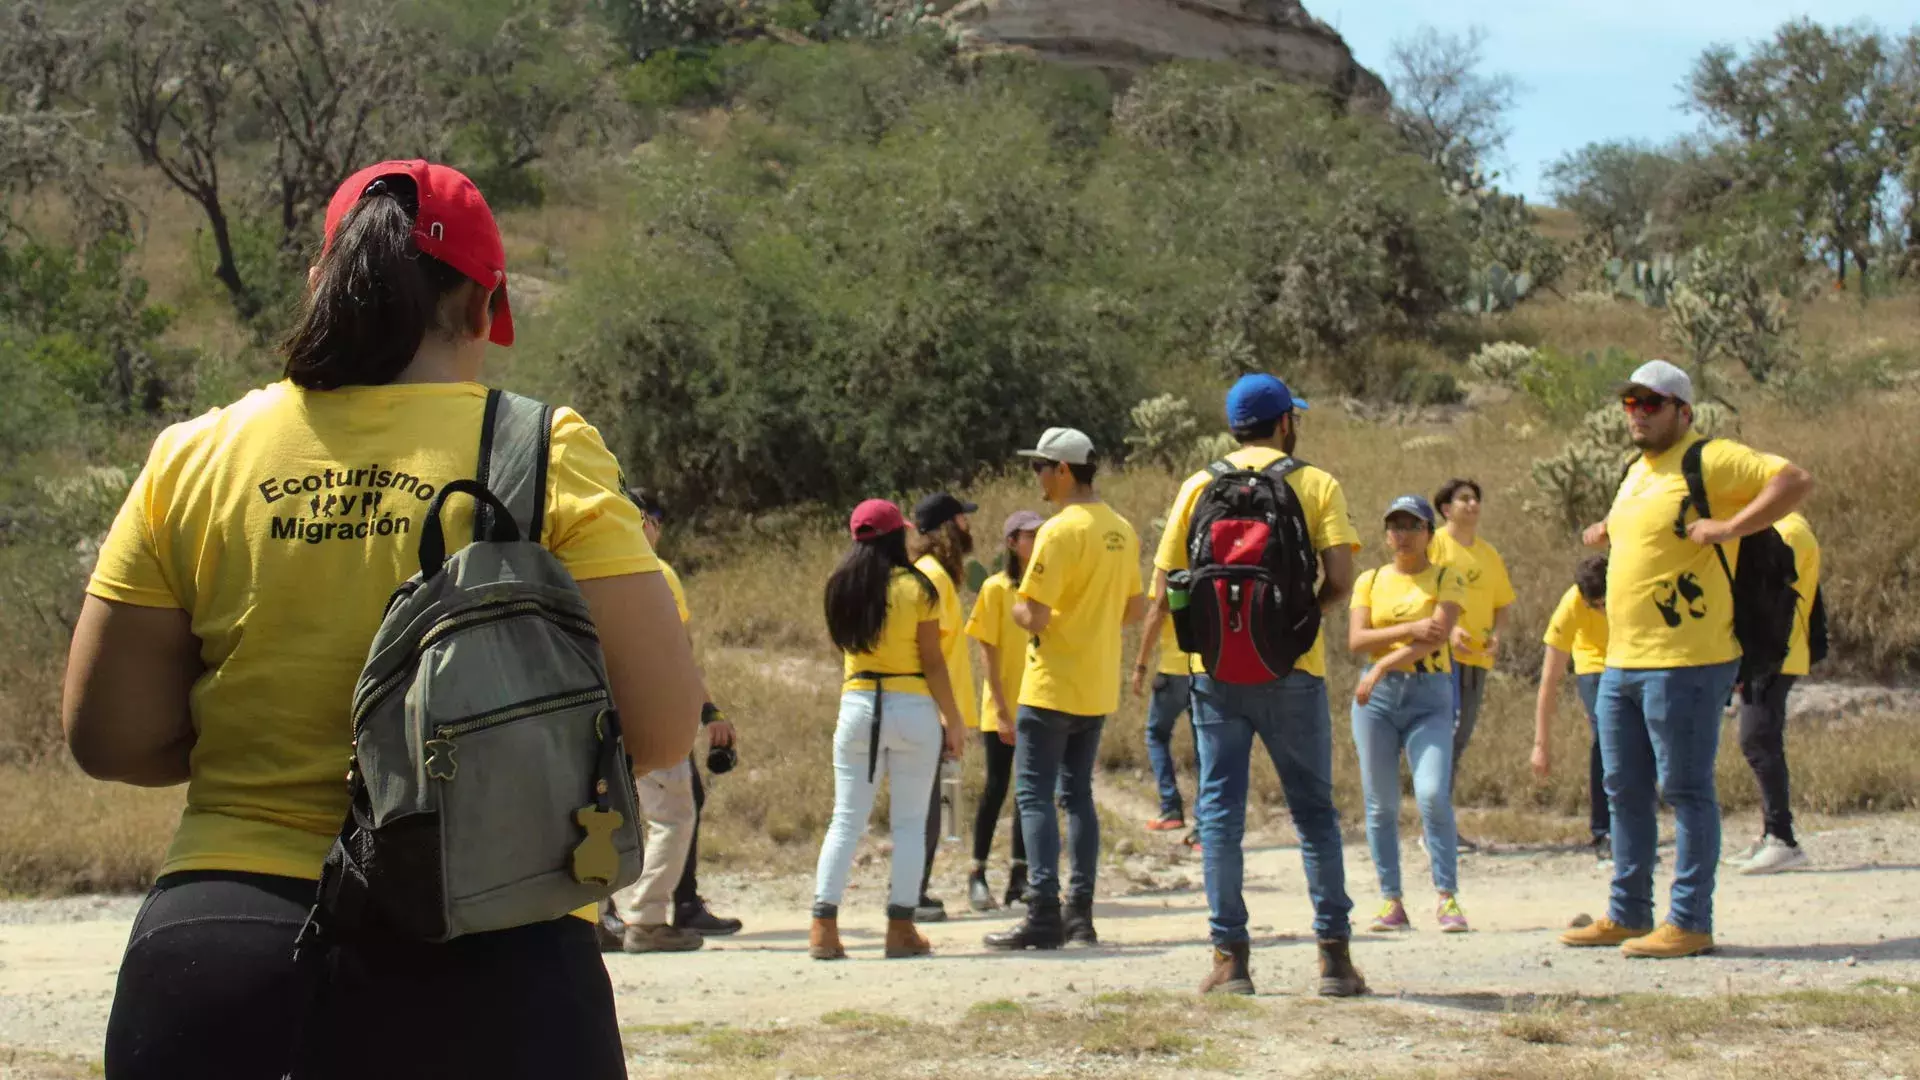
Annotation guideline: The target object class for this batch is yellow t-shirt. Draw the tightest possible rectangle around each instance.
[86,381,659,885]
[964,571,1027,734]
[1350,562,1467,674]
[842,568,939,698]
[1776,512,1821,677]
[1426,528,1516,670]
[916,555,978,728]
[1606,434,1788,669]
[660,561,691,625]
[1543,585,1609,676]
[1149,578,1196,676]
[1155,448,1361,678]
[1017,502,1142,717]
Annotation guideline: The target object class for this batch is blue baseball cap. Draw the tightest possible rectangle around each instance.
[1225,374,1309,428]
[1384,495,1435,525]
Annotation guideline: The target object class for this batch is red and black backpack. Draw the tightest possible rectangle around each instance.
[1173,457,1321,684]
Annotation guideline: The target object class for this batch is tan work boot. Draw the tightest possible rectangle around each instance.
[1559,917,1654,948]
[1621,923,1714,959]
[623,922,704,953]
[884,918,932,958]
[809,916,847,961]
[1316,938,1368,997]
[1199,942,1254,996]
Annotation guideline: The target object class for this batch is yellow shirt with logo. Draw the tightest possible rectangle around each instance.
[1350,562,1467,674]
[1543,585,1609,676]
[964,571,1027,734]
[842,568,939,698]
[1776,512,1821,677]
[1154,448,1361,679]
[86,381,659,886]
[1426,528,1516,670]
[1017,502,1142,717]
[660,561,691,626]
[1605,434,1788,669]
[916,555,978,728]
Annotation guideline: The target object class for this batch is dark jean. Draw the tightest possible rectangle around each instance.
[1013,705,1105,907]
[1597,661,1740,934]
[104,871,627,1080]
[1144,673,1194,818]
[1191,673,1352,945]
[1738,673,1799,845]
[1450,662,1488,787]
[1576,673,1607,842]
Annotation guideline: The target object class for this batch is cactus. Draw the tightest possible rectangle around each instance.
[1603,253,1684,308]
[1467,342,1539,387]
[1124,394,1200,468]
[1458,262,1535,315]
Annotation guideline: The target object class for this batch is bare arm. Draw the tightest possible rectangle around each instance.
[1689,463,1814,545]
[63,598,202,787]
[1012,597,1051,635]
[1317,546,1356,613]
[1348,607,1422,654]
[1583,518,1610,548]
[580,573,704,773]
[978,640,1011,722]
[1534,647,1569,754]
[1135,569,1171,696]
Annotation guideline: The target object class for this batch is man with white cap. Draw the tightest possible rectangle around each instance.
[1562,359,1813,959]
[984,428,1144,951]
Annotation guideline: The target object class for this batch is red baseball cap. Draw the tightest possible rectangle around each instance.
[849,499,907,540]
[323,160,515,347]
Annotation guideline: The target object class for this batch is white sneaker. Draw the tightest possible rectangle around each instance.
[1725,836,1765,865]
[1740,836,1808,875]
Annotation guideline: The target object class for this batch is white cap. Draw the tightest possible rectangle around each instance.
[1624,359,1694,406]
[1016,427,1096,465]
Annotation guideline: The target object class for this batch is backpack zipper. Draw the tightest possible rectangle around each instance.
[434,688,609,741]
[351,598,599,732]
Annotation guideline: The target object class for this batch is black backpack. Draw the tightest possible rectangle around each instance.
[1676,438,1799,682]
[1172,457,1320,684]
[1808,585,1829,668]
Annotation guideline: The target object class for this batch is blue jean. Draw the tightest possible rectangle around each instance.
[1145,674,1193,818]
[1014,705,1105,907]
[813,690,944,917]
[1192,673,1352,944]
[1576,673,1607,842]
[1596,661,1739,934]
[1350,670,1458,899]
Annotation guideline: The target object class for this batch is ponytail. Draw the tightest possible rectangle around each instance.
[282,185,471,390]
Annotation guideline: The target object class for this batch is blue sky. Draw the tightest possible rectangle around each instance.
[1311,2,1917,205]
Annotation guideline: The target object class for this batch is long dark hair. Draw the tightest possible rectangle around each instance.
[909,519,972,583]
[824,530,935,654]
[1002,534,1026,585]
[282,182,475,390]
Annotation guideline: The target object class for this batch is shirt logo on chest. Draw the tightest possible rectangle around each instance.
[1653,572,1708,628]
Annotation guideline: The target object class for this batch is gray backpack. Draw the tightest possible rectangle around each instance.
[309,390,644,943]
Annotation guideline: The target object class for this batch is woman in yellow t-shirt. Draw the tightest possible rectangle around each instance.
[963,509,1045,910]
[1346,495,1470,936]
[1531,555,1611,857]
[63,162,701,1078]
[812,500,966,962]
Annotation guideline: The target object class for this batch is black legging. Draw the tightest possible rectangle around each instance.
[674,752,705,906]
[973,729,1027,864]
[105,871,626,1079]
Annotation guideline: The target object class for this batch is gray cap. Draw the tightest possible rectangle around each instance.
[1016,427,1096,465]
[1623,359,1694,406]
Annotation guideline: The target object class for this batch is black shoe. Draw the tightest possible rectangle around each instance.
[1003,863,1029,908]
[673,898,743,936]
[1063,901,1098,946]
[1592,833,1612,862]
[968,870,999,913]
[983,902,1064,951]
[915,895,949,923]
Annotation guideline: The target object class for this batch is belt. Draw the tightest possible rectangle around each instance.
[849,671,922,783]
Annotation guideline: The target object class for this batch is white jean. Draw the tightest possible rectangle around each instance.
[812,689,943,916]
[613,759,697,926]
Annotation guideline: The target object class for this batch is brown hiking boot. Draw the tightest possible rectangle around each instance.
[1316,938,1368,998]
[1199,942,1254,996]
[623,922,704,953]
[1559,917,1653,948]
[809,916,847,961]
[884,918,932,958]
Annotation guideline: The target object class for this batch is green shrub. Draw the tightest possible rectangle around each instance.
[1515,345,1643,424]
[1124,395,1200,469]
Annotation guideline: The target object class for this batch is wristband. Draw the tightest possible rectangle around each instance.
[701,702,724,727]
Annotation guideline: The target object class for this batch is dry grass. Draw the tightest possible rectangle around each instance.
[0,764,180,895]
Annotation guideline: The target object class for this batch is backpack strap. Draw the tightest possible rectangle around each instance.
[1205,459,1235,479]
[1263,455,1309,483]
[475,389,555,545]
[1674,436,1735,584]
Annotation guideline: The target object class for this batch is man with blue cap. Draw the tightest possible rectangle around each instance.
[1140,373,1367,997]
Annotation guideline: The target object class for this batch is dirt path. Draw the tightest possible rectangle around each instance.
[4,811,1918,1075]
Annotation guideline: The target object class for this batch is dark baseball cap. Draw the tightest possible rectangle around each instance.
[913,492,978,534]
[1384,494,1436,525]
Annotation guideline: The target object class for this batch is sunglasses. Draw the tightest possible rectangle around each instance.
[1385,519,1429,535]
[1621,393,1674,415]
[1028,459,1061,474]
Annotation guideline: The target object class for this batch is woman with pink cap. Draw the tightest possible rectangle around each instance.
[64,161,701,1077]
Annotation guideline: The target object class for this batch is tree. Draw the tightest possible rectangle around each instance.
[1544,140,1684,259]
[1,1,128,243]
[1384,25,1520,172]
[1688,20,1905,288]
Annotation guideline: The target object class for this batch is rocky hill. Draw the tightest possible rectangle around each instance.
[941,0,1388,108]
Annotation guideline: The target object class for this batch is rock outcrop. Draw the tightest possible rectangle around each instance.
[941,0,1388,109]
